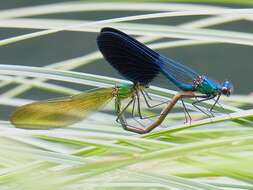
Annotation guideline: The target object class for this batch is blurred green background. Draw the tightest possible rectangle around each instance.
[0,0,252,96]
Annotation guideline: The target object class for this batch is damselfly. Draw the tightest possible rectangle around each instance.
[97,27,232,133]
[10,27,232,134]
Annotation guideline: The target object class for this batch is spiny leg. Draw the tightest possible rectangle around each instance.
[213,96,232,119]
[121,93,216,134]
[129,89,171,120]
[131,94,147,128]
[115,95,147,131]
[193,98,213,117]
[119,91,165,134]
[192,95,216,118]
[121,91,195,134]
[119,91,159,128]
[135,92,184,120]
[116,96,135,123]
[181,98,192,124]
[143,89,152,100]
[115,97,146,131]
[136,91,144,119]
[116,98,147,133]
[210,94,221,112]
[122,92,223,134]
[131,95,136,117]
[138,91,195,133]
[141,89,170,108]
[193,97,211,117]
[115,97,128,127]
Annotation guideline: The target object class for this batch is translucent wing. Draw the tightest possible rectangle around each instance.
[158,56,199,90]
[97,27,160,85]
[10,88,113,129]
[97,27,199,90]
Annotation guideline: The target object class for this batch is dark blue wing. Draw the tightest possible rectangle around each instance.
[97,27,199,90]
[97,27,160,85]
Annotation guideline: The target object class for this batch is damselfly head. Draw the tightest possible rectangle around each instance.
[221,80,232,96]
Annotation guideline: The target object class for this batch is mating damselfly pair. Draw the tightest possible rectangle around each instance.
[10,28,232,134]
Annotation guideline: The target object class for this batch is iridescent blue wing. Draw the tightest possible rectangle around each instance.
[158,55,199,90]
[97,27,160,85]
[97,27,199,90]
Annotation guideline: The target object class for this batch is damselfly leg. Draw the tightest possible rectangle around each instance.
[117,91,195,134]
[140,89,170,109]
[180,98,192,124]
[192,95,216,117]
[115,95,135,123]
[210,94,232,119]
[210,94,221,112]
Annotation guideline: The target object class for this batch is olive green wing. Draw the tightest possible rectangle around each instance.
[10,88,114,129]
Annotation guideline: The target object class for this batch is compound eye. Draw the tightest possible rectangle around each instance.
[222,87,230,96]
[221,80,232,96]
